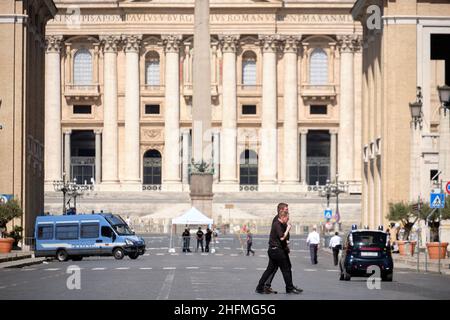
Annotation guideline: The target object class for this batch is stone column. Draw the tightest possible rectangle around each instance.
[182,129,190,184]
[95,130,102,184]
[282,36,300,184]
[44,35,63,188]
[300,129,308,184]
[100,35,120,184]
[213,131,220,182]
[330,129,338,182]
[259,35,279,188]
[337,35,356,181]
[162,35,182,190]
[63,130,71,179]
[122,35,142,185]
[219,35,239,185]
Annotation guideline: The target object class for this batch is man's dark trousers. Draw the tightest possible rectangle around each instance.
[197,239,204,252]
[257,248,294,291]
[332,246,341,266]
[264,249,290,288]
[310,244,318,264]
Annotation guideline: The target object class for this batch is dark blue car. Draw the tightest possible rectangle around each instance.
[339,228,394,281]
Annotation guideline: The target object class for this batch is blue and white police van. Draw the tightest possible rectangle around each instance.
[34,213,146,261]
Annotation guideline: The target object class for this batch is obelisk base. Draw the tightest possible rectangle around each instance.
[190,174,213,218]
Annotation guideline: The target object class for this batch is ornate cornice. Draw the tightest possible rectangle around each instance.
[100,35,121,53]
[122,34,142,53]
[258,34,281,53]
[45,35,63,53]
[219,35,240,53]
[162,35,182,53]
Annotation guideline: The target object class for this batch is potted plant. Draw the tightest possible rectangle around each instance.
[0,199,23,253]
[387,201,418,256]
[423,196,450,260]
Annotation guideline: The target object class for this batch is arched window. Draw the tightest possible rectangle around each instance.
[73,49,92,85]
[239,150,258,185]
[242,51,257,86]
[143,150,162,185]
[310,48,328,85]
[145,51,160,86]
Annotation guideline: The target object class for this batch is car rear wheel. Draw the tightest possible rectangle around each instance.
[113,248,125,260]
[56,249,68,262]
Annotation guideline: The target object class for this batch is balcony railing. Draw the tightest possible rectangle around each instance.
[64,84,100,101]
[141,84,165,96]
[239,184,258,192]
[142,184,162,191]
[300,84,336,100]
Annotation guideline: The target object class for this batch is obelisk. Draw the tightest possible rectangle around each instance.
[190,0,213,217]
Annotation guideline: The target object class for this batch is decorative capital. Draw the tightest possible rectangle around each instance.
[337,34,358,53]
[258,34,281,53]
[300,128,309,135]
[162,35,182,53]
[100,35,121,53]
[281,35,302,53]
[329,128,339,135]
[122,34,142,53]
[219,35,240,53]
[45,35,63,53]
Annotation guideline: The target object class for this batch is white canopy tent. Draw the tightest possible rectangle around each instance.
[169,207,214,252]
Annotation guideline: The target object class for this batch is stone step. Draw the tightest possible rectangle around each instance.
[0,251,33,264]
[0,257,46,269]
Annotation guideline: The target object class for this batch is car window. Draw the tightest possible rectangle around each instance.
[353,232,387,246]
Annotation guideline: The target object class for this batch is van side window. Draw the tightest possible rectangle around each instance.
[37,225,54,240]
[55,224,79,240]
[81,223,100,239]
[101,226,112,238]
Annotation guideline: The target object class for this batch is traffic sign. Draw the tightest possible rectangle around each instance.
[446,182,450,195]
[324,209,332,220]
[430,193,445,209]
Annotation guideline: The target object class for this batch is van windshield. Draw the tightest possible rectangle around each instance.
[112,224,134,236]
[352,232,387,247]
[105,215,134,235]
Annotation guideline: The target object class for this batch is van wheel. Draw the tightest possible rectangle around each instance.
[128,252,139,260]
[56,249,68,262]
[72,256,83,261]
[113,248,125,260]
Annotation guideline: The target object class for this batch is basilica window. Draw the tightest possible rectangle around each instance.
[239,149,258,185]
[143,149,162,185]
[242,51,257,86]
[73,48,93,85]
[306,130,330,185]
[309,48,328,85]
[145,51,160,86]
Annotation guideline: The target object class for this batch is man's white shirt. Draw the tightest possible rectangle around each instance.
[329,235,342,248]
[306,231,320,245]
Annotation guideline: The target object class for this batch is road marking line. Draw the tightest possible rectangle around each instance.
[233,267,247,270]
[92,268,106,271]
[157,270,175,300]
[256,268,266,271]
[258,255,266,258]
[171,254,179,256]
[22,268,36,271]
[163,267,176,270]
[304,269,317,272]
[326,270,338,272]
[210,267,223,270]
[215,254,224,256]
[156,253,165,256]
[230,254,239,257]
[140,267,153,270]
[0,286,6,289]
[224,247,231,250]
[44,268,60,271]
[186,267,199,269]
[115,267,130,270]
[144,254,150,256]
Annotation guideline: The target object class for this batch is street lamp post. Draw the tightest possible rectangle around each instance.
[53,174,90,214]
[318,174,347,232]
